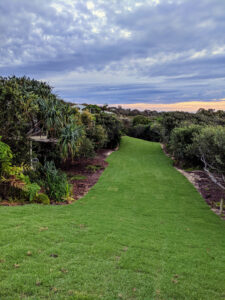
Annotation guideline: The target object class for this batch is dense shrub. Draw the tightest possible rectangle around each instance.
[86,124,108,150]
[0,136,13,175]
[149,122,163,142]
[193,126,225,174]
[34,193,50,205]
[81,110,94,127]
[128,124,147,139]
[128,123,161,142]
[132,115,150,126]
[76,137,95,158]
[169,125,202,167]
[96,113,122,148]
[33,142,61,167]
[0,138,41,201]
[40,161,72,202]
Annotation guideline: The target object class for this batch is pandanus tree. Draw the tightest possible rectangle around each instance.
[59,123,84,160]
[37,97,64,137]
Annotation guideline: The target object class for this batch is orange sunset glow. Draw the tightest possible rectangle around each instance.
[115,99,225,112]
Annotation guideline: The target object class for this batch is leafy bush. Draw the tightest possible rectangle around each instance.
[96,113,122,148]
[193,126,225,174]
[0,136,13,175]
[40,161,72,202]
[128,124,146,139]
[149,122,163,142]
[22,181,41,202]
[76,137,95,158]
[0,138,40,201]
[1,166,41,202]
[132,115,150,126]
[81,110,94,127]
[86,124,107,150]
[128,123,161,142]
[169,125,202,167]
[34,193,50,205]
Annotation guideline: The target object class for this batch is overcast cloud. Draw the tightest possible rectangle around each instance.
[1,0,225,109]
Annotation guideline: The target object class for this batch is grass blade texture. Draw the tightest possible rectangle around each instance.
[0,136,225,299]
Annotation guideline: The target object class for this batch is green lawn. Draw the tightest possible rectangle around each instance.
[0,136,225,300]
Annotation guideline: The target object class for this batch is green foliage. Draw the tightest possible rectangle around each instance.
[41,161,72,202]
[69,175,87,180]
[150,122,163,142]
[34,193,50,205]
[86,124,107,150]
[76,137,95,158]
[0,137,13,175]
[81,110,94,127]
[96,113,122,148]
[84,104,101,114]
[86,164,102,173]
[0,77,39,163]
[132,115,150,126]
[0,76,86,165]
[59,123,84,160]
[159,112,191,142]
[0,76,125,203]
[1,167,41,202]
[193,126,225,174]
[128,123,162,142]
[128,124,146,139]
[37,97,64,137]
[0,139,40,201]
[23,182,41,202]
[169,125,202,166]
[93,125,107,149]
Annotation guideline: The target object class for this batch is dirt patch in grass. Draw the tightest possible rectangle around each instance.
[61,149,114,200]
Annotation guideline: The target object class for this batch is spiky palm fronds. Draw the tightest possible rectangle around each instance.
[59,123,84,160]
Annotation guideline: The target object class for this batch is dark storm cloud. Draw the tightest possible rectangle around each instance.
[0,0,225,105]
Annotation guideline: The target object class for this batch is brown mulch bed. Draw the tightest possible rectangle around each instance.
[190,171,225,208]
[61,149,114,200]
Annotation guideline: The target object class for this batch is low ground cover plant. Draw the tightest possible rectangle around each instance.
[39,161,73,202]
[86,164,102,173]
[69,175,87,181]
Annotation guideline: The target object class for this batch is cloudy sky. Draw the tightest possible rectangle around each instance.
[1,0,225,111]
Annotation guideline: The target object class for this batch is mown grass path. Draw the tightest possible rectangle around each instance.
[0,136,225,300]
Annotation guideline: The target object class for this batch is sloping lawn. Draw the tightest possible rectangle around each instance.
[0,136,225,300]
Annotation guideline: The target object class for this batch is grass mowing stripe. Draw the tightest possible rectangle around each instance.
[0,136,225,299]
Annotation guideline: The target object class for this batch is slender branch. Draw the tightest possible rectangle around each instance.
[201,155,225,191]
